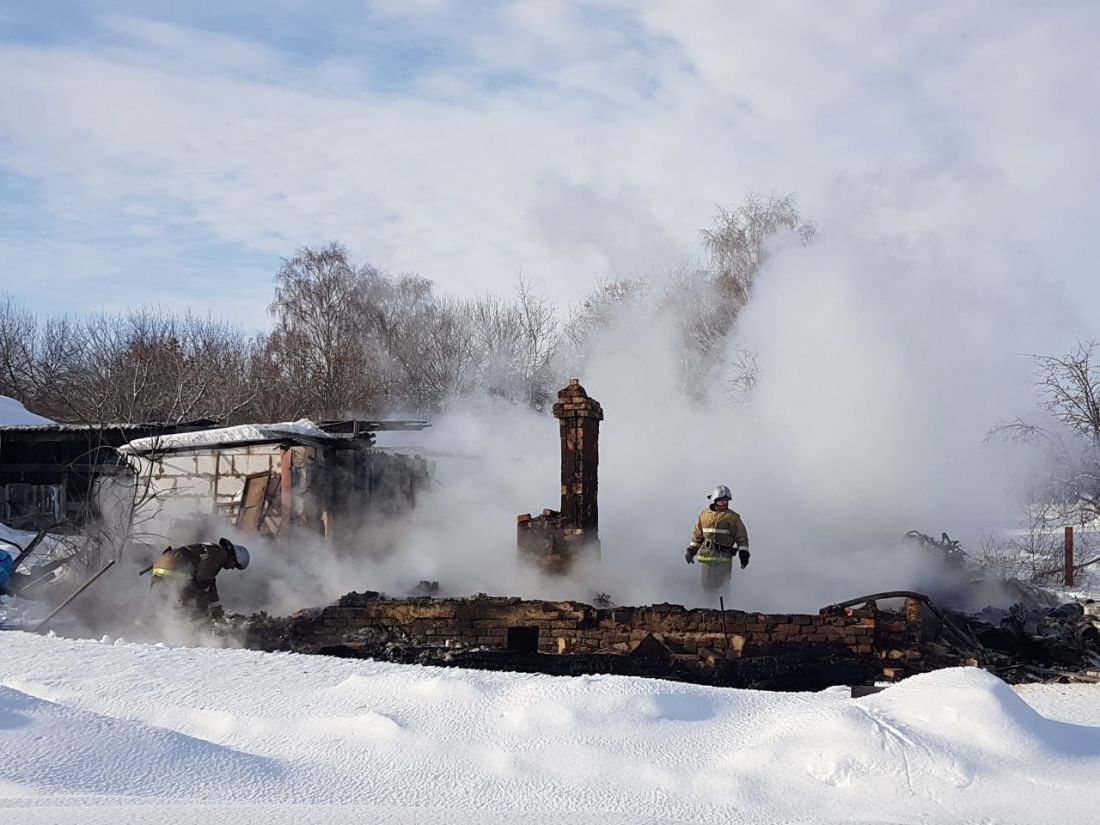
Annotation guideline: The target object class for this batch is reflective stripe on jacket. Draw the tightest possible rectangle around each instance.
[151,567,192,581]
[695,545,734,564]
[689,506,749,552]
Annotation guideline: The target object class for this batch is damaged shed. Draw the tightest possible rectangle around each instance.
[118,419,432,545]
[0,420,214,530]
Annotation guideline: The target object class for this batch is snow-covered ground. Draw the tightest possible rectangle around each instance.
[1,632,1098,824]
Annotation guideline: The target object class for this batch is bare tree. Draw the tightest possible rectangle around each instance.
[977,509,1099,585]
[721,348,760,405]
[38,311,255,426]
[991,342,1100,523]
[512,281,559,409]
[660,266,731,391]
[467,282,560,409]
[701,193,817,310]
[0,295,38,402]
[553,278,647,389]
[365,274,470,414]
[266,243,384,418]
[1034,343,1100,518]
[562,278,646,350]
[640,194,817,400]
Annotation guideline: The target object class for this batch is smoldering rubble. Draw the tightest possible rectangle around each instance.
[4,405,1100,694]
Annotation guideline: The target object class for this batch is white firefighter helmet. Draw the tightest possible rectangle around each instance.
[707,484,732,502]
[218,537,250,570]
[233,545,250,570]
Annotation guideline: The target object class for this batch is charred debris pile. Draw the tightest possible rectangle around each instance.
[6,383,1100,691]
[235,525,1100,692]
[241,592,918,692]
[902,529,1100,683]
[237,582,1100,690]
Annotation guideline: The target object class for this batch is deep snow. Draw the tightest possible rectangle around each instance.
[1,632,1098,824]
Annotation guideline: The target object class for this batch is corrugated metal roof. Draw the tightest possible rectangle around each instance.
[0,419,218,434]
[0,419,427,434]
[318,420,431,434]
[1,424,153,433]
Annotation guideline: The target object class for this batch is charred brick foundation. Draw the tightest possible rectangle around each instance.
[245,594,929,690]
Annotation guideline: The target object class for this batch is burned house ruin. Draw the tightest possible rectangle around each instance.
[117,419,432,547]
[9,378,1100,694]
[237,381,1100,689]
[517,380,603,573]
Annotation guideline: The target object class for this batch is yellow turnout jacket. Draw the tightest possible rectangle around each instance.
[689,506,749,562]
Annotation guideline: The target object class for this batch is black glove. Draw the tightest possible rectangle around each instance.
[738,549,750,569]
[685,547,696,564]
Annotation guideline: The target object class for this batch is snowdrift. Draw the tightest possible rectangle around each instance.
[1,632,1098,824]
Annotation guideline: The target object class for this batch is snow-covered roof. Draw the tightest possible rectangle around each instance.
[0,395,53,426]
[119,419,333,454]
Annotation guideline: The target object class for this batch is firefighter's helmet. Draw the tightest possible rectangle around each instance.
[707,485,732,502]
[233,545,250,570]
[218,537,250,570]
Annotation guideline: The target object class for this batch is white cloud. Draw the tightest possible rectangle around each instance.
[0,2,1097,328]
[2,2,1096,608]
[94,15,292,80]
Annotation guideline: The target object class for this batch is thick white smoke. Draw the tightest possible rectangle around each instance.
[90,176,1086,625]
[227,178,1072,616]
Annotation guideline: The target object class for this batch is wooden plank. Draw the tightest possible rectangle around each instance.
[278,449,292,537]
[235,472,273,531]
[260,473,281,537]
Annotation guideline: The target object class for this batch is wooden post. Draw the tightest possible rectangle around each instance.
[212,452,221,514]
[1065,526,1074,587]
[278,448,293,538]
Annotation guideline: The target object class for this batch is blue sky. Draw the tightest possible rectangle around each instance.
[1,1,1099,332]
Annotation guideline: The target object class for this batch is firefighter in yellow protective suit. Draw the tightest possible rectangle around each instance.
[685,485,749,592]
[150,538,250,625]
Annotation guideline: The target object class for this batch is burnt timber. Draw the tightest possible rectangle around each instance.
[243,592,928,691]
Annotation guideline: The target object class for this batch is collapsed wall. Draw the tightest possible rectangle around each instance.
[245,593,928,685]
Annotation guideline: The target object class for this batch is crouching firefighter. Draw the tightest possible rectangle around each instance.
[685,485,749,593]
[150,538,250,625]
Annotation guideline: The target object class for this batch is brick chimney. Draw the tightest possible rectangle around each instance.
[554,379,603,534]
[516,379,604,573]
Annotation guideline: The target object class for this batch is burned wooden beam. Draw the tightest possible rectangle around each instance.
[32,560,116,634]
[11,527,51,571]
